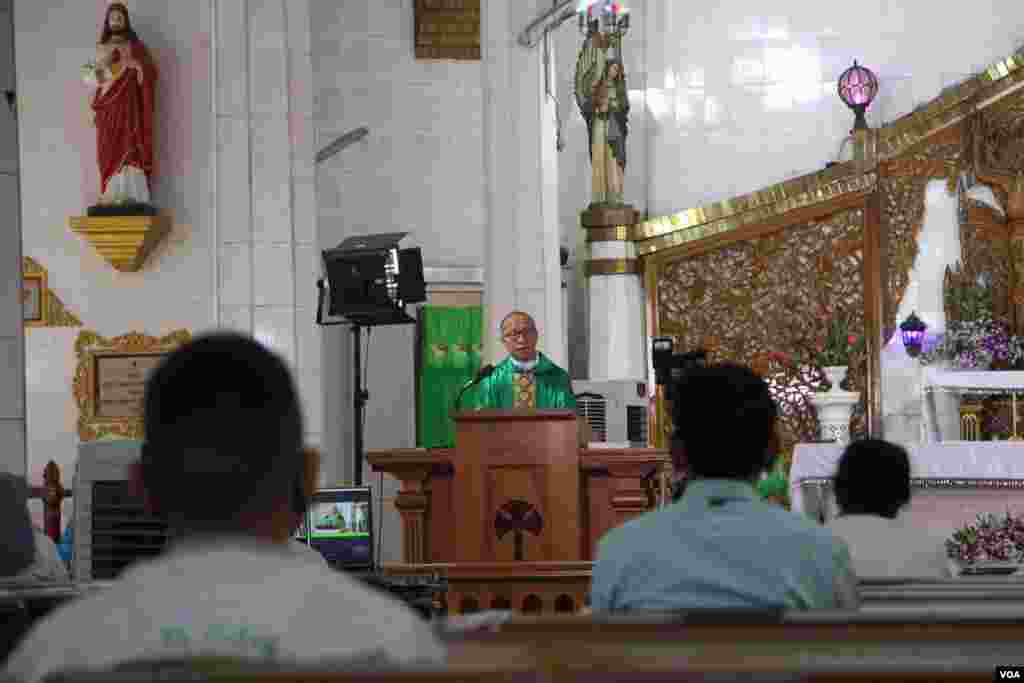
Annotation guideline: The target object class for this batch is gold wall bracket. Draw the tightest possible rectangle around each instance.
[68,213,173,272]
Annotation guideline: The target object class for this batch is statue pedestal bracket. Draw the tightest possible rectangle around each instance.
[69,213,172,272]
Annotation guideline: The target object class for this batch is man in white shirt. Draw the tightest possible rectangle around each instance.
[5,333,443,683]
[827,439,953,579]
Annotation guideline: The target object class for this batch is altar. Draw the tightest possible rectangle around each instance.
[921,370,1024,443]
[790,442,1024,531]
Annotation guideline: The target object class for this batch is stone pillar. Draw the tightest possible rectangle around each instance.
[481,0,565,366]
[0,0,26,477]
[582,207,645,380]
[214,0,323,473]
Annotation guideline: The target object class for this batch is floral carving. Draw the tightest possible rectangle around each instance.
[655,209,867,465]
[960,194,1013,327]
[881,176,926,339]
[977,99,1024,174]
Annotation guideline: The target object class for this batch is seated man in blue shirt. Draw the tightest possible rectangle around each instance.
[591,363,858,611]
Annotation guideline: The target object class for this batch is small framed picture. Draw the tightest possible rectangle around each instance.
[23,274,45,324]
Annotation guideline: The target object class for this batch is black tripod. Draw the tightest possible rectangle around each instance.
[351,324,369,487]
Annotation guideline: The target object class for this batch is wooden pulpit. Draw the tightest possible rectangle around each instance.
[367,412,670,615]
[451,410,580,563]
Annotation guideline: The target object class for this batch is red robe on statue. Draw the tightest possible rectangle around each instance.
[91,39,157,198]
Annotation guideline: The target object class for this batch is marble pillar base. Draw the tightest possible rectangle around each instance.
[582,205,645,381]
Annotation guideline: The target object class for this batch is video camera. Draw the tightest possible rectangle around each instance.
[652,337,707,402]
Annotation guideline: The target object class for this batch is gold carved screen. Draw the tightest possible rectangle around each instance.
[648,207,868,464]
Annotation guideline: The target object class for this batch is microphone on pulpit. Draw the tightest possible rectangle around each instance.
[454,364,495,410]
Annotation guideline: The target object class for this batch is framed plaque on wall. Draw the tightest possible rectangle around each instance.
[72,329,191,441]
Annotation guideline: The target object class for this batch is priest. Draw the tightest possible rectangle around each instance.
[474,311,577,410]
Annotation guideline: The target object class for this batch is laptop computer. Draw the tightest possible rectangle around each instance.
[295,486,375,574]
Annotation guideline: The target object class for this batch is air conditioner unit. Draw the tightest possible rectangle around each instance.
[72,440,170,582]
[572,379,650,447]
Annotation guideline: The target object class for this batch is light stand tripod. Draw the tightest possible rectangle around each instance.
[351,324,369,486]
[317,279,372,487]
[315,235,424,488]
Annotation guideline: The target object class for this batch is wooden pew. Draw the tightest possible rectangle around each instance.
[443,611,1024,676]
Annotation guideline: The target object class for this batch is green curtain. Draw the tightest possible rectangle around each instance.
[418,306,483,448]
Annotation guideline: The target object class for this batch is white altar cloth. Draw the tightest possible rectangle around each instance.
[790,441,1024,515]
[921,370,1024,442]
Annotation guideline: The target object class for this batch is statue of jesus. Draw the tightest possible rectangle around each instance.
[84,3,157,212]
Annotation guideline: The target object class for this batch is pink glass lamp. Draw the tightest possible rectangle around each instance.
[837,60,879,130]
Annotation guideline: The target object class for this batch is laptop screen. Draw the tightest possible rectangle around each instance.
[296,487,374,571]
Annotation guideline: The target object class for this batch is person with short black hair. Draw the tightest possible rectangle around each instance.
[828,439,952,579]
[591,363,858,611]
[6,333,443,683]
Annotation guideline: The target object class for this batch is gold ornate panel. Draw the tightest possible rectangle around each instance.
[73,329,191,441]
[414,0,480,60]
[975,95,1024,175]
[960,193,1013,321]
[22,258,82,328]
[649,208,867,464]
[880,176,926,339]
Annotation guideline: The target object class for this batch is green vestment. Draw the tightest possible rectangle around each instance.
[473,353,577,410]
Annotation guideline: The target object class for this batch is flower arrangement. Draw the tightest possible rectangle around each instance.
[766,307,864,369]
[815,314,865,367]
[946,512,1024,564]
[918,265,1024,369]
[918,313,1020,369]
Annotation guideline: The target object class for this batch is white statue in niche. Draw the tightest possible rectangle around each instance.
[884,179,964,445]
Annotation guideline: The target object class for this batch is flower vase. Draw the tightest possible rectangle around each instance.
[823,365,848,393]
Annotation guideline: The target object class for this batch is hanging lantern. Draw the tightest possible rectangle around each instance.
[899,311,927,358]
[837,60,879,131]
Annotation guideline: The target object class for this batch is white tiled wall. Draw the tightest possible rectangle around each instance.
[213,0,322,457]
[311,0,492,565]
[312,0,488,495]
[0,0,24,477]
[480,0,565,370]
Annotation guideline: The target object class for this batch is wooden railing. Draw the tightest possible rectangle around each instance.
[26,460,72,542]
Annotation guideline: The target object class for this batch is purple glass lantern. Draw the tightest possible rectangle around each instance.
[837,60,879,130]
[899,311,927,358]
